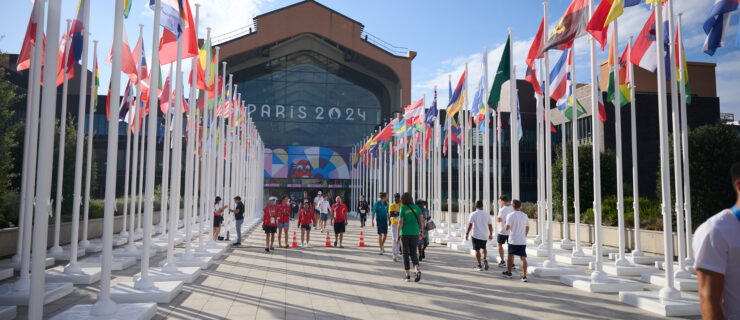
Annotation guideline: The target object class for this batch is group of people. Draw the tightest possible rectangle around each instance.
[262,191,350,252]
[213,196,246,245]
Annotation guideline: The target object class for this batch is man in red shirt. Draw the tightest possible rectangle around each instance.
[277,196,292,248]
[331,196,349,248]
[297,200,316,247]
[263,197,278,252]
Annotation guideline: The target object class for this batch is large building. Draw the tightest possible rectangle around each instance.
[215,0,415,199]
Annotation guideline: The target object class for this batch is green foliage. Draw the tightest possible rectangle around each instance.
[656,123,740,230]
[581,196,662,230]
[0,59,24,227]
[552,142,617,222]
[520,202,537,219]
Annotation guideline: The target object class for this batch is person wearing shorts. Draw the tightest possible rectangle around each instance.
[213,197,227,241]
[466,201,493,271]
[372,192,389,255]
[318,195,331,232]
[331,196,348,248]
[503,200,529,282]
[277,196,291,248]
[263,197,279,252]
[297,200,315,247]
[496,194,514,267]
[313,191,323,227]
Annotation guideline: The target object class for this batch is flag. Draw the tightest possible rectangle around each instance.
[190,37,216,91]
[119,81,135,123]
[471,74,486,126]
[446,71,466,118]
[516,97,523,141]
[549,48,571,110]
[442,118,461,156]
[107,26,139,84]
[542,0,590,52]
[607,31,631,108]
[424,89,438,126]
[373,119,398,144]
[525,66,543,96]
[487,35,510,111]
[123,0,133,18]
[630,6,671,75]
[526,18,545,68]
[159,69,173,113]
[158,0,199,65]
[393,118,407,138]
[54,33,75,87]
[587,0,642,50]
[563,96,588,121]
[404,98,425,128]
[59,0,86,74]
[597,80,607,122]
[703,0,739,56]
[676,26,692,104]
[448,75,453,105]
[17,0,45,71]
[92,53,99,111]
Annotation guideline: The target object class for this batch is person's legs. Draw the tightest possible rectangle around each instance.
[520,256,528,277]
[401,236,412,276]
[284,227,289,247]
[497,243,505,263]
[339,232,343,246]
[301,228,306,244]
[409,236,419,271]
[391,225,399,258]
[475,250,482,267]
[306,230,311,244]
[507,253,514,274]
[277,227,283,247]
[236,219,243,244]
[380,233,386,248]
[265,231,270,250]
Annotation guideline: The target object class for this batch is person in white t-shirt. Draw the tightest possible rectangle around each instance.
[466,201,493,271]
[314,191,323,227]
[692,162,740,319]
[496,195,514,268]
[318,195,331,232]
[503,200,529,282]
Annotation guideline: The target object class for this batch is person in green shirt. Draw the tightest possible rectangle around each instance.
[396,192,423,282]
[372,192,389,255]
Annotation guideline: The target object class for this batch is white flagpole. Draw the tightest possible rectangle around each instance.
[121,94,132,239]
[509,29,519,200]
[654,1,680,297]
[535,58,543,246]
[627,36,642,258]
[158,67,173,241]
[81,40,98,247]
[483,45,490,224]
[29,0,62,314]
[667,0,690,279]
[138,0,162,289]
[561,41,573,250]
[612,20,629,266]
[50,20,73,256]
[541,11,556,265]
[677,13,694,267]
[572,38,583,256]
[126,29,143,253]
[135,26,147,236]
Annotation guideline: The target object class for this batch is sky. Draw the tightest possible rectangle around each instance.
[1,0,739,118]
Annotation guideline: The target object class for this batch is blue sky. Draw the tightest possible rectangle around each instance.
[1,0,739,117]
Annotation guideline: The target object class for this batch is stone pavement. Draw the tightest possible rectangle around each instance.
[10,217,699,319]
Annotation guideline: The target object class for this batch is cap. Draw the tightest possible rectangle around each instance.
[318,191,322,194]
[303,199,309,203]
[268,196,277,201]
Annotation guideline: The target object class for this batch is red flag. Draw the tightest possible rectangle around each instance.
[526,18,545,68]
[54,33,75,87]
[159,70,172,113]
[586,0,612,50]
[158,0,199,65]
[525,66,543,96]
[541,0,590,53]
[107,27,139,84]
[106,82,112,120]
[17,0,45,71]
[597,82,607,123]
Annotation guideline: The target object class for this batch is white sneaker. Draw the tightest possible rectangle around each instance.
[299,243,304,248]
[306,243,311,248]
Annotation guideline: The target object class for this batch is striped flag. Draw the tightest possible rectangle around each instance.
[703,0,739,56]
[549,48,571,111]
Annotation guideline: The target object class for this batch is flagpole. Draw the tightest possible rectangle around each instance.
[70,0,92,266]
[677,13,694,267]
[535,58,543,246]
[561,42,573,250]
[667,0,690,279]
[29,0,62,314]
[627,36,642,258]
[138,0,162,289]
[159,67,173,242]
[121,93,132,240]
[541,13,555,266]
[81,40,98,248]
[509,28,519,200]
[50,19,73,256]
[135,24,147,236]
[612,20,629,266]
[571,34,583,256]
[447,116,452,239]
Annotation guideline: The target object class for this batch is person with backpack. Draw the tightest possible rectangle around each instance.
[297,200,315,247]
[357,195,370,228]
[416,200,431,262]
[396,192,423,282]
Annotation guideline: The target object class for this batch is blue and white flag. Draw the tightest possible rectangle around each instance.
[703,0,739,56]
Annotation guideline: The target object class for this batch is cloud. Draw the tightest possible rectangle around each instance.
[714,50,740,115]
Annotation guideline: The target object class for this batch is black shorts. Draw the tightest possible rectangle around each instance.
[508,244,527,257]
[497,234,509,245]
[472,238,487,251]
[334,222,346,234]
[263,226,277,234]
[213,215,223,228]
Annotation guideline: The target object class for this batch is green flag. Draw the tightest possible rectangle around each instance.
[487,36,510,112]
[563,96,587,121]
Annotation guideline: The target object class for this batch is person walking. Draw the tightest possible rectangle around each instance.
[318,195,331,232]
[396,192,423,282]
[213,197,227,241]
[263,196,278,252]
[228,196,245,246]
[416,200,432,262]
[496,195,514,268]
[502,200,529,282]
[297,200,315,247]
[290,195,299,220]
[357,195,369,228]
[372,192,389,255]
[389,193,402,262]
[466,200,493,271]
[692,162,740,319]
[278,196,291,248]
[313,191,323,226]
[331,196,348,248]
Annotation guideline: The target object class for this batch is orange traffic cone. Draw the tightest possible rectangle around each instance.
[325,232,332,247]
[358,231,366,247]
[291,231,299,248]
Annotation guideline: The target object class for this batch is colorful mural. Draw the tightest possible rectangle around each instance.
[264,146,351,179]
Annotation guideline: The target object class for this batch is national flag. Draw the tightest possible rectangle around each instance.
[373,118,398,144]
[525,65,543,97]
[442,118,461,156]
[703,0,739,56]
[549,48,571,111]
[190,37,216,91]
[53,33,75,87]
[516,97,523,141]
[393,117,407,138]
[404,98,425,128]
[58,0,86,77]
[487,35,510,111]
[542,0,590,52]
[158,0,199,65]
[107,26,139,84]
[159,69,173,113]
[597,80,607,123]
[446,71,466,118]
[17,0,46,72]
[563,96,588,121]
[526,18,545,68]
[676,26,692,104]
[424,89,438,126]
[630,6,671,75]
[119,81,135,123]
[607,31,631,108]
[123,0,133,18]
[134,37,149,82]
[471,74,486,126]
[92,53,99,111]
[448,75,453,105]
[587,0,642,50]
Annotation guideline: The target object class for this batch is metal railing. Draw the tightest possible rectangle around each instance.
[360,30,408,56]
[212,23,257,45]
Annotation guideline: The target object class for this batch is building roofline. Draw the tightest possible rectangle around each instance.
[254,0,364,28]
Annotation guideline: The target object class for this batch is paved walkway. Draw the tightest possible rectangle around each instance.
[12,217,697,319]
